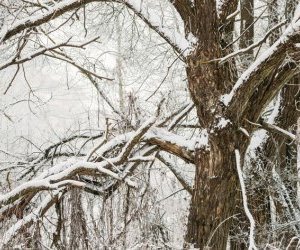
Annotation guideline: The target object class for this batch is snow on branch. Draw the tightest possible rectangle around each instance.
[124,0,197,56]
[221,4,300,118]
[0,0,96,44]
[1,191,62,248]
[92,126,196,163]
[218,20,287,63]
[235,149,257,250]
[0,159,141,208]
[144,127,196,163]
[0,0,196,56]
[98,146,158,198]
[0,102,197,223]
[0,116,158,208]
[88,121,197,164]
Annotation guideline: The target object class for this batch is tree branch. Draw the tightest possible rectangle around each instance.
[222,11,300,121]
[157,153,193,194]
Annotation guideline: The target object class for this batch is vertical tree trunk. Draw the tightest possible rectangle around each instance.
[69,189,89,249]
[268,0,280,45]
[184,1,241,248]
[185,131,244,249]
[240,0,254,66]
[240,0,254,47]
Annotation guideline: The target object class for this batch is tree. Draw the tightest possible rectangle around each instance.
[1,0,300,249]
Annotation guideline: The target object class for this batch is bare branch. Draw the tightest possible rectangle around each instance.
[0,36,100,71]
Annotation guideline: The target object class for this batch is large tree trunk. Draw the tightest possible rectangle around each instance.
[185,131,245,249]
[183,1,241,248]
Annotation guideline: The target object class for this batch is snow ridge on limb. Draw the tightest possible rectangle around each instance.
[221,4,300,120]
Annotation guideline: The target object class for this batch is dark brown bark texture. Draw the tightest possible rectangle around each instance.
[183,1,243,249]
[185,130,247,249]
[240,0,254,65]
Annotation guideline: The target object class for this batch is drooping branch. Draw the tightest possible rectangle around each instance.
[0,106,197,218]
[0,117,158,208]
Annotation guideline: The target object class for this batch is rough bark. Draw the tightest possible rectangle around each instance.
[185,130,246,249]
[69,189,89,249]
[184,1,241,248]
[240,0,254,65]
